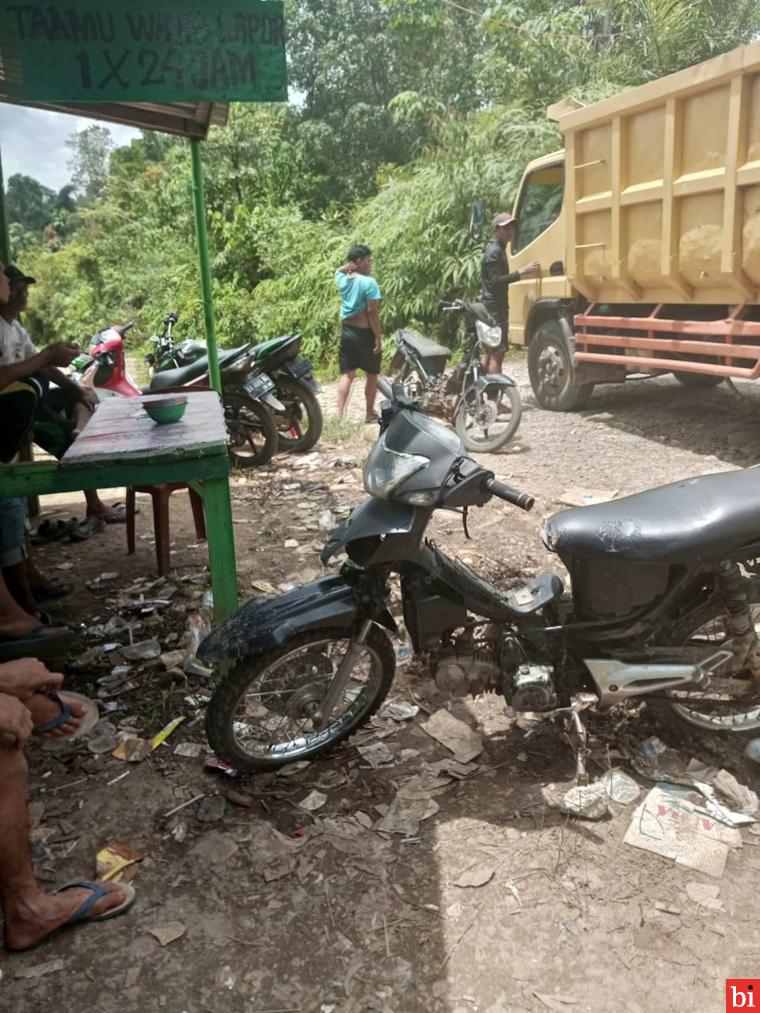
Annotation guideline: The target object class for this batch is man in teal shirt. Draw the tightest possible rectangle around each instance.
[335,244,382,421]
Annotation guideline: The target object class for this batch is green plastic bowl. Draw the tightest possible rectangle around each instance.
[143,397,188,424]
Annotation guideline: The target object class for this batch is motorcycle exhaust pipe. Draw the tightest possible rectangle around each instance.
[583,651,732,706]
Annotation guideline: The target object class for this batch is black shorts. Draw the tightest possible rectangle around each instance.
[339,324,381,375]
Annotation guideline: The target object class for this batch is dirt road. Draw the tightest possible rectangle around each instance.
[4,364,760,1013]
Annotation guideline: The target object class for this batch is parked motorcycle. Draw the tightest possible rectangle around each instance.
[391,299,522,453]
[146,310,323,454]
[199,378,760,776]
[76,320,279,468]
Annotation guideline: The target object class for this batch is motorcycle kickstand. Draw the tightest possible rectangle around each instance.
[313,618,373,729]
[561,693,598,786]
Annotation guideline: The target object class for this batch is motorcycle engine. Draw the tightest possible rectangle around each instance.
[434,649,502,696]
[503,664,558,712]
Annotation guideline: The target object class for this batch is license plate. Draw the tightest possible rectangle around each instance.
[244,374,274,399]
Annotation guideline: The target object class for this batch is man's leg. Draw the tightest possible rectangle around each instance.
[0,572,40,639]
[0,499,37,617]
[364,372,379,420]
[337,370,356,418]
[0,740,128,951]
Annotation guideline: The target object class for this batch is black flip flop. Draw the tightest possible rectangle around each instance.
[68,516,106,542]
[0,625,75,662]
[31,518,78,545]
[34,580,74,604]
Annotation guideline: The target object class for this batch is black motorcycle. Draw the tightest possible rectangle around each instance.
[146,310,323,454]
[200,379,760,775]
[391,299,522,453]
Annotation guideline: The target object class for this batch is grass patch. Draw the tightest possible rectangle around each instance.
[322,416,365,442]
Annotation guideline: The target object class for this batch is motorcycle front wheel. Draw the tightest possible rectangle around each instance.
[205,625,395,771]
[454,383,522,453]
[223,391,278,468]
[274,376,323,453]
[649,599,760,736]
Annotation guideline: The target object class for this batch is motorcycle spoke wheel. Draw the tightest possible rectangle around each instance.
[224,393,276,468]
[205,626,395,771]
[455,384,522,453]
[274,377,323,453]
[653,605,760,735]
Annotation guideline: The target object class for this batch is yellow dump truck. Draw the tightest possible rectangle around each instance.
[506,40,760,410]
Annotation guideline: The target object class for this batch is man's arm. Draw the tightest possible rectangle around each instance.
[42,365,98,410]
[484,246,539,287]
[0,343,80,393]
[367,300,382,354]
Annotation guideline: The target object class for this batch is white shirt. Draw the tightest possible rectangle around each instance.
[0,316,37,365]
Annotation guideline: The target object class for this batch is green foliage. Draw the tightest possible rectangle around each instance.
[5,0,759,364]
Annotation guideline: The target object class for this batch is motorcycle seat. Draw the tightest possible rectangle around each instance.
[543,467,760,564]
[149,347,246,391]
[251,334,300,361]
[398,329,451,361]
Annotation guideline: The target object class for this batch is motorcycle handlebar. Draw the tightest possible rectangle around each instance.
[485,477,534,512]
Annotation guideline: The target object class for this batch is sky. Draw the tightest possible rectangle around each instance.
[0,105,140,191]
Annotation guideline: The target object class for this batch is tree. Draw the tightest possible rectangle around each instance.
[5,174,56,232]
[66,124,114,201]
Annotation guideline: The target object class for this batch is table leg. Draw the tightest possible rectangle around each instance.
[201,475,239,622]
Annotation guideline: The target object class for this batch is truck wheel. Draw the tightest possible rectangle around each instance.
[528,320,595,411]
[673,371,723,389]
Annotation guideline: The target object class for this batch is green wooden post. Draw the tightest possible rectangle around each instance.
[0,147,10,265]
[190,138,222,394]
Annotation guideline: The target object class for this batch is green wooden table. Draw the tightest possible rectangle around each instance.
[0,391,238,621]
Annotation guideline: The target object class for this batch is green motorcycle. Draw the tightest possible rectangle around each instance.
[146,311,323,454]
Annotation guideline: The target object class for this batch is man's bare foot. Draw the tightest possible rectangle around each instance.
[26,693,86,738]
[87,502,126,524]
[0,617,69,640]
[4,882,131,951]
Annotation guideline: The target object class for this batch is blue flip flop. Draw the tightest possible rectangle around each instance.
[6,881,136,952]
[33,691,99,739]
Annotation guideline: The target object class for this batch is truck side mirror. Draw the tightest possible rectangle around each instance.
[469,202,484,239]
[549,260,564,276]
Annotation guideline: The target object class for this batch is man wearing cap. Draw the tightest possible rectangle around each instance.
[1,265,126,525]
[480,213,540,373]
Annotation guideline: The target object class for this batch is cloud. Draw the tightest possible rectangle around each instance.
[0,106,140,191]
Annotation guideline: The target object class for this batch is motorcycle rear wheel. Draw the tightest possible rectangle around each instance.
[223,391,278,468]
[205,625,395,771]
[274,376,323,453]
[454,384,522,453]
[649,600,760,736]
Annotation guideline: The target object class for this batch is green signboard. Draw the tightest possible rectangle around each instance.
[0,1,287,102]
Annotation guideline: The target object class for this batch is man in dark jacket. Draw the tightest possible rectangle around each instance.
[480,212,540,372]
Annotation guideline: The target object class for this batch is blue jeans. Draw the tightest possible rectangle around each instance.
[0,497,28,567]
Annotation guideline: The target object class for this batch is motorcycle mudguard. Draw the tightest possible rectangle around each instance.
[198,574,362,661]
[474,373,516,392]
[321,499,419,564]
[262,392,285,411]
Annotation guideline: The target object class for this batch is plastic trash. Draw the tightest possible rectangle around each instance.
[745,738,760,763]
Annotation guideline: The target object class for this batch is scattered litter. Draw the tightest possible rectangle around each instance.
[197,795,227,822]
[421,709,483,764]
[397,773,453,800]
[558,781,610,821]
[745,738,760,763]
[455,861,496,888]
[205,755,238,778]
[300,790,328,811]
[284,538,299,548]
[398,748,421,763]
[357,741,394,768]
[354,811,374,829]
[532,993,579,1012]
[174,742,204,759]
[164,793,205,819]
[276,760,311,777]
[318,509,335,530]
[148,921,186,946]
[654,902,682,916]
[14,959,65,979]
[112,738,152,763]
[96,842,143,882]
[685,881,724,911]
[160,650,185,671]
[379,699,419,722]
[623,784,742,877]
[376,796,439,835]
[602,768,641,804]
[191,832,239,864]
[557,488,616,507]
[251,579,277,595]
[121,639,161,661]
[712,769,758,815]
[222,787,253,808]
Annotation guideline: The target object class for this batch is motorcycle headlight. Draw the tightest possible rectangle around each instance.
[476,320,502,349]
[364,434,429,499]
